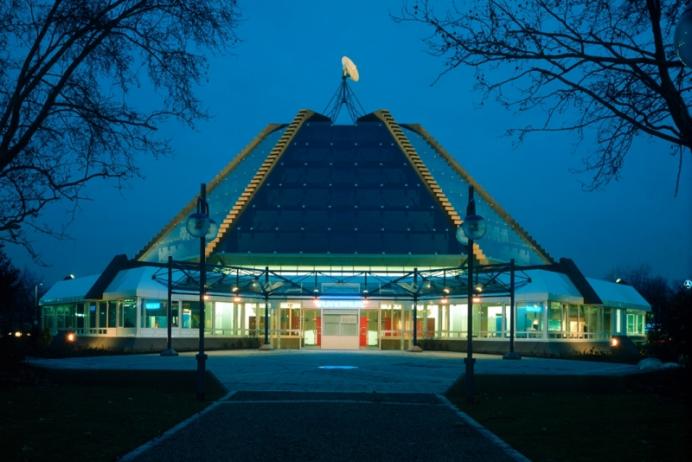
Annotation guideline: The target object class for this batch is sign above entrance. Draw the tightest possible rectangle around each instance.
[315,299,365,309]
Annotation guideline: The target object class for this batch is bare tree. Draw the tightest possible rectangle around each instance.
[0,0,239,253]
[399,0,691,192]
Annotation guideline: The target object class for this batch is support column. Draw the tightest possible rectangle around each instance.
[259,267,273,350]
[409,268,423,352]
[161,256,178,356]
[504,259,521,359]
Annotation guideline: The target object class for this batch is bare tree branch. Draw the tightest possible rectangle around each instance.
[397,0,691,191]
[0,0,240,254]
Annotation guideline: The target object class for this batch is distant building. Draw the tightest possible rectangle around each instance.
[40,109,650,353]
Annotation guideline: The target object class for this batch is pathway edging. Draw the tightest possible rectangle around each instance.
[118,390,237,461]
[436,394,532,462]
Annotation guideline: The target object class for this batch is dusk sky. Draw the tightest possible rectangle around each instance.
[6,0,692,287]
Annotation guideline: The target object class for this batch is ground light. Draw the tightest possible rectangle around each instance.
[186,183,218,401]
[458,185,486,403]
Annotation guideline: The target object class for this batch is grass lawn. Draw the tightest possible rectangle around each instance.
[0,364,226,462]
[447,370,690,462]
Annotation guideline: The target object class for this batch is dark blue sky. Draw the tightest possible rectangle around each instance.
[7,0,691,285]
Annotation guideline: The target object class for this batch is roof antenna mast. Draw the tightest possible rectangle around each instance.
[324,56,366,123]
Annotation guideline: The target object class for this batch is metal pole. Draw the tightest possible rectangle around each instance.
[195,183,208,401]
[465,237,475,403]
[412,267,418,348]
[34,284,39,328]
[503,259,521,360]
[161,256,178,356]
[264,267,270,346]
[510,259,515,353]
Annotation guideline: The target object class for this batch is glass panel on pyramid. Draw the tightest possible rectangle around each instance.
[401,126,551,266]
[138,125,288,262]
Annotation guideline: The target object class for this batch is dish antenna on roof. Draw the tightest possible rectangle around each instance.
[324,56,366,123]
[342,56,359,82]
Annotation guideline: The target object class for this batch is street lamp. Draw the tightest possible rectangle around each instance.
[186,183,218,401]
[456,186,486,403]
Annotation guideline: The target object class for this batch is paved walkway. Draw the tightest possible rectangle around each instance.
[29,351,641,461]
[29,350,640,394]
[129,391,520,462]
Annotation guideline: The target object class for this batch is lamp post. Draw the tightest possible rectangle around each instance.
[456,186,486,403]
[186,183,218,400]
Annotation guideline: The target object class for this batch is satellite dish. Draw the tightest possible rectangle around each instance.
[341,56,360,82]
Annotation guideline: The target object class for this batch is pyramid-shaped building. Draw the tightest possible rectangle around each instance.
[40,109,650,353]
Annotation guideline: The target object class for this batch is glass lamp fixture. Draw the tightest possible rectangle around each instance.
[461,213,487,241]
[455,226,468,245]
[675,5,692,67]
[205,219,218,240]
[186,212,218,240]
[186,212,209,238]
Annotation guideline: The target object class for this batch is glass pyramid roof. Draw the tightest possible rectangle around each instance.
[137,109,553,267]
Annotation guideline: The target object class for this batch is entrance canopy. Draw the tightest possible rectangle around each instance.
[143,260,535,302]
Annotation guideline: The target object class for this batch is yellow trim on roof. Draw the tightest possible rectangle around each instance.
[135,123,285,261]
[374,109,490,265]
[204,109,315,257]
[402,123,554,264]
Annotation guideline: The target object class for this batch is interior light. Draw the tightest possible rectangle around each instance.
[615,278,623,284]
[475,284,483,293]
[443,287,450,294]
[66,332,76,343]
[610,337,619,347]
[231,286,239,293]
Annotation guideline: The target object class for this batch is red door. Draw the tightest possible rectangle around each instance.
[359,315,368,347]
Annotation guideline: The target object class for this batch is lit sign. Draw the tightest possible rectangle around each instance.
[144,302,162,310]
[314,300,364,309]
[521,305,543,313]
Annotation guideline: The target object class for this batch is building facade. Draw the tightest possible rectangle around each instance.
[40,109,650,353]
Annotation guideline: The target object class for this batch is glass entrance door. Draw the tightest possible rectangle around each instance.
[302,308,321,347]
[321,309,359,349]
[359,309,379,348]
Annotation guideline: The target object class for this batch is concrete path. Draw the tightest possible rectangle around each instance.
[129,392,520,462]
[29,351,641,462]
[29,350,640,394]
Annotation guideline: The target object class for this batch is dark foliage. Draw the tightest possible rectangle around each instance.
[0,246,29,332]
[609,265,691,364]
